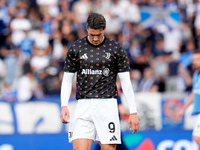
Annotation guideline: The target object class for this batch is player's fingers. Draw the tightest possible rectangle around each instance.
[60,113,69,124]
[133,129,137,134]
[60,114,64,122]
[128,120,132,130]
[62,117,70,124]
[132,125,136,134]
[65,115,70,122]
[132,123,139,134]
[67,114,70,120]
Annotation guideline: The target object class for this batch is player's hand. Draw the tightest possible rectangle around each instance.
[60,106,70,124]
[176,108,184,122]
[128,113,140,134]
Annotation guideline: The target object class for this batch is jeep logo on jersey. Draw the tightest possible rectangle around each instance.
[81,68,110,76]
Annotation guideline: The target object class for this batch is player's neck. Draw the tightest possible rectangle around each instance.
[86,36,106,47]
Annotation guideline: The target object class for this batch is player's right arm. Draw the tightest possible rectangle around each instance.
[60,72,75,124]
[176,91,194,121]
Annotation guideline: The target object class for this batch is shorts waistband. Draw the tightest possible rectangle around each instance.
[78,98,116,101]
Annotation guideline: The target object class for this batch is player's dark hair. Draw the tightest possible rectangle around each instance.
[86,13,106,30]
[194,49,200,54]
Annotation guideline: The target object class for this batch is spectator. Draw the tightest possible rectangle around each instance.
[165,52,182,91]
[30,45,50,79]
[0,59,6,96]
[137,67,159,92]
[179,39,195,68]
[39,60,63,95]
[1,84,17,102]
[125,0,141,23]
[128,38,149,74]
[178,64,193,92]
[61,19,73,38]
[152,55,169,88]
[17,63,43,102]
[0,0,10,25]
[164,27,182,54]
[152,34,171,58]
[91,0,110,16]
[36,0,60,18]
[130,69,141,92]
[49,29,64,60]
[29,25,50,78]
[72,0,91,28]
[29,25,50,50]
[27,8,41,30]
[18,30,34,63]
[10,9,31,46]
[41,11,54,35]
[0,34,20,87]
[1,0,200,98]
[0,0,10,38]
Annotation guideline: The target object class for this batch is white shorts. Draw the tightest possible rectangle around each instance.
[68,98,121,144]
[192,113,200,137]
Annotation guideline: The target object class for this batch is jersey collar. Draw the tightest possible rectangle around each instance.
[86,36,106,47]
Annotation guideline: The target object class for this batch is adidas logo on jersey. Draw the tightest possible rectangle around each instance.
[80,53,88,60]
[110,135,117,141]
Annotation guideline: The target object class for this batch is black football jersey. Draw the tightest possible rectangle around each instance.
[64,36,130,99]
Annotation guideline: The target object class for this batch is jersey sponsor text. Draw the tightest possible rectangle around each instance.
[81,69,102,75]
[81,68,110,76]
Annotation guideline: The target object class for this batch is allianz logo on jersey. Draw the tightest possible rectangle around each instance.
[81,68,110,76]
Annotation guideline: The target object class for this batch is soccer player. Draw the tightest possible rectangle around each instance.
[60,13,140,150]
[176,49,200,147]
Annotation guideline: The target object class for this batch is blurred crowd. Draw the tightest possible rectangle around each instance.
[0,0,199,102]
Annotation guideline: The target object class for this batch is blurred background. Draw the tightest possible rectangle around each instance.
[0,0,199,149]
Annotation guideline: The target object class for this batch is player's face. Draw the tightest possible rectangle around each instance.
[193,53,200,70]
[87,28,105,46]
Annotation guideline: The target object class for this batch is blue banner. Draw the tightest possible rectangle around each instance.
[0,130,198,150]
[0,94,198,150]
[122,130,198,150]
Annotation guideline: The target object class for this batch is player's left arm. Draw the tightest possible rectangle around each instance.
[118,72,140,134]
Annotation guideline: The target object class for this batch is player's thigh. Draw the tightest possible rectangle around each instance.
[72,139,93,150]
[193,136,200,141]
[192,136,200,146]
[100,144,117,150]
[93,99,121,144]
[68,100,96,142]
[192,114,200,138]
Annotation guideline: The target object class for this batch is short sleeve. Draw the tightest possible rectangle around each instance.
[116,46,130,72]
[63,45,78,72]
